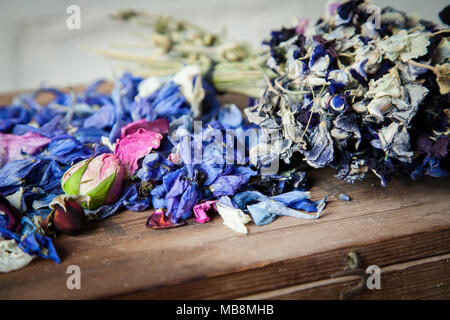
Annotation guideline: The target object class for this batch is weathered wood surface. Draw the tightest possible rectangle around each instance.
[0,89,449,299]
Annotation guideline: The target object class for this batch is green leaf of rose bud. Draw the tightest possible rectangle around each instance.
[61,158,91,195]
[84,170,117,210]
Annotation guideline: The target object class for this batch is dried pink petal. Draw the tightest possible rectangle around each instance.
[0,131,51,167]
[168,152,181,165]
[114,128,163,176]
[193,200,217,224]
[120,118,169,138]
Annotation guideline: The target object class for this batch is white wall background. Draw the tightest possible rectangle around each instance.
[0,0,447,93]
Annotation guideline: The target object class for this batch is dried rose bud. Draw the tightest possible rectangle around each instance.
[43,195,88,234]
[61,154,125,210]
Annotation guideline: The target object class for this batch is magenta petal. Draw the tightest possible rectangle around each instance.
[0,131,51,167]
[295,19,310,35]
[168,152,181,165]
[328,2,341,16]
[193,200,217,224]
[114,128,163,176]
[120,118,169,138]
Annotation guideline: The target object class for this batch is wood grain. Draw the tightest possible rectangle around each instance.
[0,90,449,299]
[239,253,450,300]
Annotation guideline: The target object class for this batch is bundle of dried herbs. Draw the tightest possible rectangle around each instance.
[96,9,275,97]
[245,1,450,186]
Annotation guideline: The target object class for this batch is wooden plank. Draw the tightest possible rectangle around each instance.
[0,168,449,299]
[238,253,450,300]
[0,90,449,299]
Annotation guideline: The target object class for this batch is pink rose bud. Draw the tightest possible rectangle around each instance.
[43,195,88,234]
[61,154,125,210]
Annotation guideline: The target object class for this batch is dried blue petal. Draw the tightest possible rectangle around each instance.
[137,153,174,181]
[303,121,334,168]
[330,94,348,112]
[0,106,32,132]
[74,127,109,144]
[232,166,258,182]
[339,193,351,201]
[18,232,60,263]
[271,190,311,205]
[0,158,43,191]
[233,190,326,225]
[350,59,369,86]
[166,174,189,198]
[209,175,247,197]
[247,197,325,226]
[123,185,150,212]
[232,190,267,209]
[196,163,224,186]
[83,99,116,129]
[150,81,190,119]
[218,104,243,129]
[173,182,200,221]
[336,0,363,25]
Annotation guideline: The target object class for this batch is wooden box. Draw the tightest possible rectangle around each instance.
[0,88,449,299]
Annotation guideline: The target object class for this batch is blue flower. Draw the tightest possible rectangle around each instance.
[87,183,145,220]
[74,127,109,144]
[233,190,327,226]
[137,81,190,121]
[0,106,32,132]
[209,175,247,197]
[350,59,369,86]
[330,94,348,112]
[136,153,174,181]
[18,231,61,263]
[83,98,116,130]
[335,0,363,26]
[309,46,329,68]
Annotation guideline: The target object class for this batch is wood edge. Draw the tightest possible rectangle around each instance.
[237,252,450,300]
[107,227,450,299]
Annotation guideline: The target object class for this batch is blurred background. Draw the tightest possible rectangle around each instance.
[0,0,447,93]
